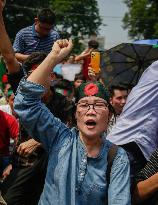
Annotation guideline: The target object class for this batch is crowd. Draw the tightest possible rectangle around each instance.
[0,0,158,205]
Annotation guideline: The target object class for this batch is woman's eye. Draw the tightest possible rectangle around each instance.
[95,103,105,107]
[80,103,88,108]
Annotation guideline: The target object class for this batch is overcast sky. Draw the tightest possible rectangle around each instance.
[97,0,131,48]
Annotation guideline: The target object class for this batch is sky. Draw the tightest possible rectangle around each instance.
[97,0,131,49]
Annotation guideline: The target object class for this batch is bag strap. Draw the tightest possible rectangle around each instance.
[105,144,118,204]
[106,144,118,186]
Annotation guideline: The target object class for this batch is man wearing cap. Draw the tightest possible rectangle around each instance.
[14,39,131,205]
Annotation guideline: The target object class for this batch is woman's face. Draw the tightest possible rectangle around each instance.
[75,96,109,140]
[74,79,84,89]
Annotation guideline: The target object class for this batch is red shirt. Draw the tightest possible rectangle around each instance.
[0,110,19,156]
[82,55,91,80]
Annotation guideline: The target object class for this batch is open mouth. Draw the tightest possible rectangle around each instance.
[85,120,97,127]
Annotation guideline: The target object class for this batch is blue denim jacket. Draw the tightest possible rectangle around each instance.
[14,79,131,205]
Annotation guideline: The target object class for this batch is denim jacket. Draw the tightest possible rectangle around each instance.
[14,79,131,205]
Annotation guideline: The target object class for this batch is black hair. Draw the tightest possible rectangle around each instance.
[108,83,128,98]
[22,52,47,75]
[74,72,85,82]
[88,40,99,49]
[37,8,56,25]
[53,79,73,91]
[46,90,76,127]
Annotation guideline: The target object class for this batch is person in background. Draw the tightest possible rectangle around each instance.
[13,8,59,62]
[75,40,99,80]
[133,148,158,205]
[0,110,18,177]
[0,55,7,90]
[107,61,158,186]
[107,83,128,133]
[74,72,85,89]
[0,89,15,116]
[0,2,70,204]
[108,83,128,116]
[14,39,131,205]
[0,88,6,105]
[67,54,76,64]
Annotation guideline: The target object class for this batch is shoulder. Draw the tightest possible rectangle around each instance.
[105,139,129,165]
[0,110,17,124]
[16,26,33,37]
[111,146,130,174]
[50,30,60,38]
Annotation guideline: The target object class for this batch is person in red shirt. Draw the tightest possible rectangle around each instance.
[75,40,99,80]
[0,110,18,175]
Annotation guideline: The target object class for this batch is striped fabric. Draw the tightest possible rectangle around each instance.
[13,24,60,55]
[136,149,158,181]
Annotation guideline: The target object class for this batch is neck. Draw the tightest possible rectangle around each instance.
[80,133,103,157]
[34,25,42,37]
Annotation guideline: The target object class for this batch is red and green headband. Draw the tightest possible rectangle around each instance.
[75,82,109,102]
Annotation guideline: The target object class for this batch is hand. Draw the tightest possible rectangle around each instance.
[0,0,6,12]
[88,66,99,82]
[2,164,12,180]
[17,139,41,157]
[51,39,73,64]
[87,48,94,55]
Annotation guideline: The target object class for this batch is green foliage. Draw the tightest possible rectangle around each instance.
[3,0,101,53]
[50,0,102,53]
[50,0,101,37]
[123,0,158,39]
[4,0,49,41]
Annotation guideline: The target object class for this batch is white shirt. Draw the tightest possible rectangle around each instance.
[0,104,12,115]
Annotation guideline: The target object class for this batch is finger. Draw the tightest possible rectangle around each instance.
[17,144,21,153]
[88,69,95,75]
[62,39,69,47]
[67,39,73,49]
[88,66,93,70]
[56,39,66,48]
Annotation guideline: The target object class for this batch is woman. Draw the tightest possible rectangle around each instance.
[14,39,131,205]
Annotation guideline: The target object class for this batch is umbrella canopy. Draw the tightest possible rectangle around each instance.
[134,39,158,45]
[101,43,158,87]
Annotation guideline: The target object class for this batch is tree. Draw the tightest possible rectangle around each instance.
[123,0,158,39]
[4,0,49,41]
[50,0,102,53]
[3,0,102,53]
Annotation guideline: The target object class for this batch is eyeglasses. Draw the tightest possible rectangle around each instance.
[77,101,108,114]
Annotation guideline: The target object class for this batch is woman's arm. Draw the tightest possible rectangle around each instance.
[0,0,20,73]
[27,39,73,87]
[14,39,73,152]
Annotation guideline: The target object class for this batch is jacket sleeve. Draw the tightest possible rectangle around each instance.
[14,79,71,153]
[108,147,131,205]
